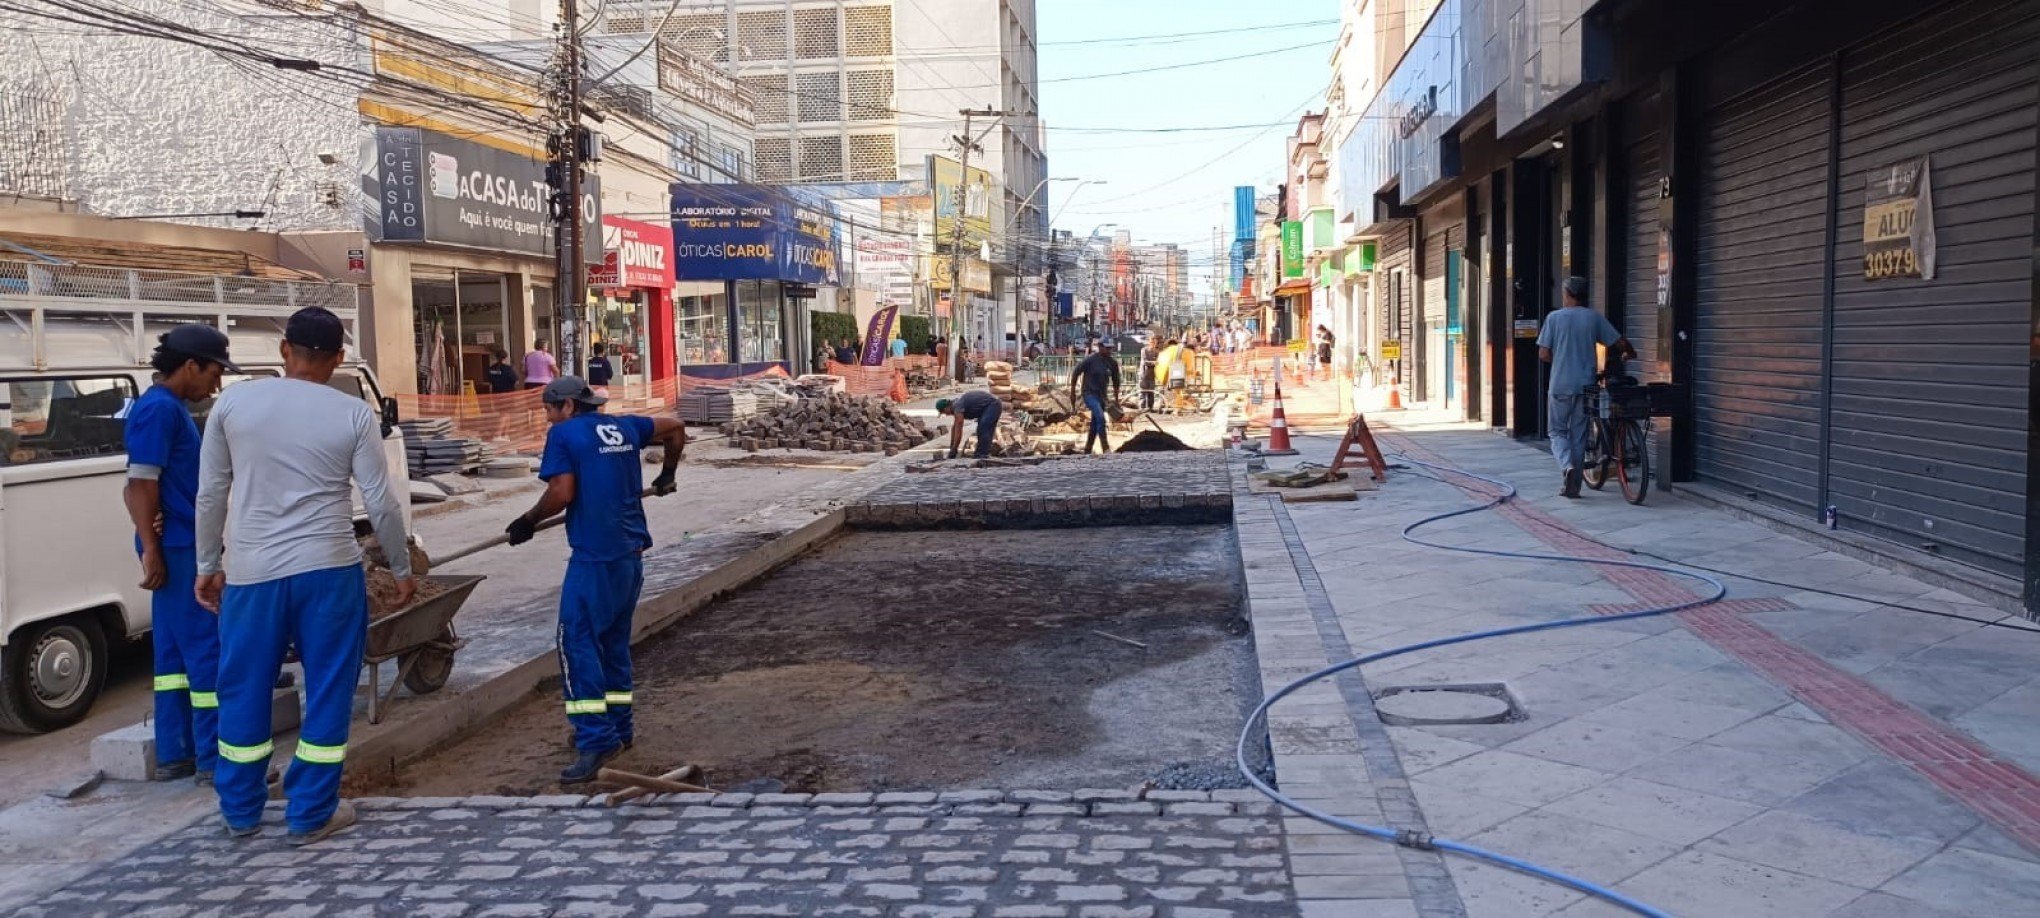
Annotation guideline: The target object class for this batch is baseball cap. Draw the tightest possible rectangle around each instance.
[158,324,241,373]
[1098,339,1116,350]
[934,398,954,413]
[542,375,608,407]
[285,306,346,353]
[1563,276,1589,300]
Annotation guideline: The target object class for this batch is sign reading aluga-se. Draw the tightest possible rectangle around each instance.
[1863,156,1936,281]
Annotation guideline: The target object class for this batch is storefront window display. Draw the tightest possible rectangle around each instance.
[412,269,511,396]
[591,292,646,390]
[678,291,729,364]
[735,280,783,364]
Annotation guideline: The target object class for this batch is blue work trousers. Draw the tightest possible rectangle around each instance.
[1083,393,1108,438]
[969,401,1002,459]
[1549,394,1591,473]
[215,564,367,834]
[150,546,219,773]
[558,555,644,752]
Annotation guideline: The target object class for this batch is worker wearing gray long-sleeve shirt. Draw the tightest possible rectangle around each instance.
[194,306,412,847]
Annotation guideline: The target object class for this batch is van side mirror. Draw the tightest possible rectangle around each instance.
[380,396,399,438]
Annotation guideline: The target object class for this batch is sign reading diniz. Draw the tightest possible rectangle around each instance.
[593,216,675,289]
[1863,156,1936,281]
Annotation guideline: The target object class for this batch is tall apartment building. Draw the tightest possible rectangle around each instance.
[595,1,1046,239]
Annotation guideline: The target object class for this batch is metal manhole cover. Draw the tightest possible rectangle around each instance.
[1373,683,1524,726]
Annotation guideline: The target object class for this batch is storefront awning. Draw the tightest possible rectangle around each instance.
[1272,278,1313,296]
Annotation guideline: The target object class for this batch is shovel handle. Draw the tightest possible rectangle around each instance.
[428,487,657,567]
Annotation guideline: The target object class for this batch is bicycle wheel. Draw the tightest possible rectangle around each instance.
[1617,420,1651,505]
[1580,420,1610,490]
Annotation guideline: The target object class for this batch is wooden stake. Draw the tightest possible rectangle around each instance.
[604,764,704,806]
[599,766,713,800]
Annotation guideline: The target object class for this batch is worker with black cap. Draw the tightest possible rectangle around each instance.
[935,389,1003,459]
[195,306,413,844]
[506,376,689,784]
[124,324,239,785]
[1068,339,1121,453]
[1538,276,1635,498]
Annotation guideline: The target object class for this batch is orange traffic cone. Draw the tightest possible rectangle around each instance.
[1264,383,1299,455]
[1385,370,1404,410]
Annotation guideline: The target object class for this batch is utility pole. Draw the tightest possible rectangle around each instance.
[549,0,588,376]
[946,106,1009,380]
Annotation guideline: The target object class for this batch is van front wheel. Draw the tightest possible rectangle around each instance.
[0,616,108,734]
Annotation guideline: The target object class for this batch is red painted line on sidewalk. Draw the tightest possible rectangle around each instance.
[1379,429,2040,853]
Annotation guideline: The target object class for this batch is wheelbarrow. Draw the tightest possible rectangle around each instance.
[363,574,484,724]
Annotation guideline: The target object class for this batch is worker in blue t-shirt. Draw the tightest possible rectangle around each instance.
[123,324,237,785]
[506,376,688,784]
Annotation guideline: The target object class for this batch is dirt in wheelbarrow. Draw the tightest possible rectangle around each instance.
[366,569,450,619]
[373,524,1266,797]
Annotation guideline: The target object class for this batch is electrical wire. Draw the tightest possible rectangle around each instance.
[1236,455,1723,918]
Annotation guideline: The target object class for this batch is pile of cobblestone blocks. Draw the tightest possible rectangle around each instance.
[847,452,1233,531]
[32,789,1295,917]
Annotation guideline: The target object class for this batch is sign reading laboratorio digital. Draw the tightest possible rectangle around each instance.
[667,184,837,285]
[372,127,600,262]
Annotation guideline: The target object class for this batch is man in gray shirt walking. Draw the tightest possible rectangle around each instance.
[1538,277,1635,498]
[195,306,413,845]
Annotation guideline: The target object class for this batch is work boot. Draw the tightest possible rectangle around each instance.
[287,800,357,847]
[559,746,621,785]
[194,770,214,788]
[1560,467,1583,498]
[223,819,260,840]
[154,760,196,782]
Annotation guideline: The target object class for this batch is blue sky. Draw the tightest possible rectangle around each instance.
[1035,1,1339,287]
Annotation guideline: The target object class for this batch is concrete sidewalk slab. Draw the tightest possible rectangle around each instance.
[1256,423,2040,916]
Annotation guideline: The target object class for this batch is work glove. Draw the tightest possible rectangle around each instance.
[651,470,677,496]
[505,515,537,546]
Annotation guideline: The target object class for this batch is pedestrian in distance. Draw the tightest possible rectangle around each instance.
[124,324,237,786]
[506,377,688,784]
[1138,340,1160,410]
[1539,276,1636,498]
[936,390,1003,460]
[586,343,615,394]
[195,306,413,846]
[834,338,859,365]
[485,346,519,394]
[1315,325,1336,378]
[1069,340,1122,453]
[523,339,558,390]
[889,334,908,359]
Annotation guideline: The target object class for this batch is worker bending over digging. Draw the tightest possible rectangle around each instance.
[1068,339,1121,454]
[507,376,687,784]
[936,390,1002,459]
[195,307,413,845]
[124,324,237,786]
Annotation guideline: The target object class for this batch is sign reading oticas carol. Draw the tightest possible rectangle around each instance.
[668,184,836,284]
[1863,156,1936,280]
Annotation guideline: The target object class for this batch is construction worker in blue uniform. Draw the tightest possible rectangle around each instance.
[195,307,413,844]
[123,324,237,785]
[507,376,686,783]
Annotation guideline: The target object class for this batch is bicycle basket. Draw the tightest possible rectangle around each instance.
[1597,384,1652,420]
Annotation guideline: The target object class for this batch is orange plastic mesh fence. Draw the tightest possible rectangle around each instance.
[394,366,792,454]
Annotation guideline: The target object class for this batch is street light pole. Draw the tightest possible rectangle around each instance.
[946,107,1011,380]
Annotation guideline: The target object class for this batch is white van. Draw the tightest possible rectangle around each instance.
[0,262,409,733]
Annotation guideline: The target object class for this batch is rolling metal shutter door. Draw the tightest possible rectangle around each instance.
[1825,0,2036,576]
[1694,63,1833,512]
[1622,89,1664,382]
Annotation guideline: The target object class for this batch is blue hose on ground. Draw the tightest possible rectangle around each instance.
[1237,454,1728,918]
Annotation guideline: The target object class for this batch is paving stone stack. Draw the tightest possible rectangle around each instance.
[723,393,932,454]
[399,418,484,477]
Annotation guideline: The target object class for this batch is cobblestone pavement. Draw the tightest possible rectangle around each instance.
[29,790,1295,917]
[850,453,1232,529]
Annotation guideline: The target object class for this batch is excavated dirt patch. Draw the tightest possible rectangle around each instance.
[377,525,1259,796]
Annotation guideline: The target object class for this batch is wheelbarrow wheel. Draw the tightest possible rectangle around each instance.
[401,626,456,695]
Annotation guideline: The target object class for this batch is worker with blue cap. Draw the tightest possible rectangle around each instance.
[507,376,689,784]
[124,324,238,784]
